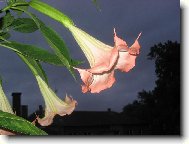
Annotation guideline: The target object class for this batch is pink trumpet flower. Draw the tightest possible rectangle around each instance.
[68,25,141,93]
[35,76,77,126]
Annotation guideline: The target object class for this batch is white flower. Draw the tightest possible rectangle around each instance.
[35,76,77,126]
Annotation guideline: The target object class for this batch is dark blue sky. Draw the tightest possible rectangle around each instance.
[0,0,180,114]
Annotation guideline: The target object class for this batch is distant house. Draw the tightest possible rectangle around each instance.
[39,109,150,135]
[11,93,150,135]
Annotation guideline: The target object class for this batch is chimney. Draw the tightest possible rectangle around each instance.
[21,105,28,119]
[12,92,21,116]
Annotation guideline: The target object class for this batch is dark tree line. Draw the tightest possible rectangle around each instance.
[122,41,180,135]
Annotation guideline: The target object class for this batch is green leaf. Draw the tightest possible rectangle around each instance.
[8,0,26,5]
[0,32,11,42]
[16,0,26,2]
[21,12,80,78]
[0,41,65,66]
[6,7,82,78]
[18,54,48,84]
[0,110,47,135]
[0,11,14,30]
[7,0,16,5]
[14,2,29,16]
[29,0,74,28]
[29,15,71,61]
[71,59,84,67]
[12,18,38,33]
[29,15,76,78]
[7,7,82,68]
[41,24,71,61]
[41,25,77,78]
[7,0,28,15]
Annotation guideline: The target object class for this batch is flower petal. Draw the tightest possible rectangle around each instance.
[0,129,15,135]
[75,68,116,93]
[57,95,77,116]
[115,32,141,72]
[114,29,129,51]
[128,33,141,55]
[74,68,92,93]
[88,47,119,73]
[90,71,116,93]
[37,95,77,126]
[37,113,55,126]
[116,52,137,72]
[69,25,113,67]
[36,76,77,126]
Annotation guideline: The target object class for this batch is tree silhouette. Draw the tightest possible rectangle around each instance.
[122,41,180,135]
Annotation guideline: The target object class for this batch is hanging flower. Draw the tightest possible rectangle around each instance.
[68,25,141,93]
[0,80,14,114]
[35,76,77,126]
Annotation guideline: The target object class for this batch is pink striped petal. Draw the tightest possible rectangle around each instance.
[37,113,55,126]
[114,29,129,51]
[115,32,141,72]
[89,71,115,93]
[88,47,119,73]
[116,52,137,72]
[75,68,116,93]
